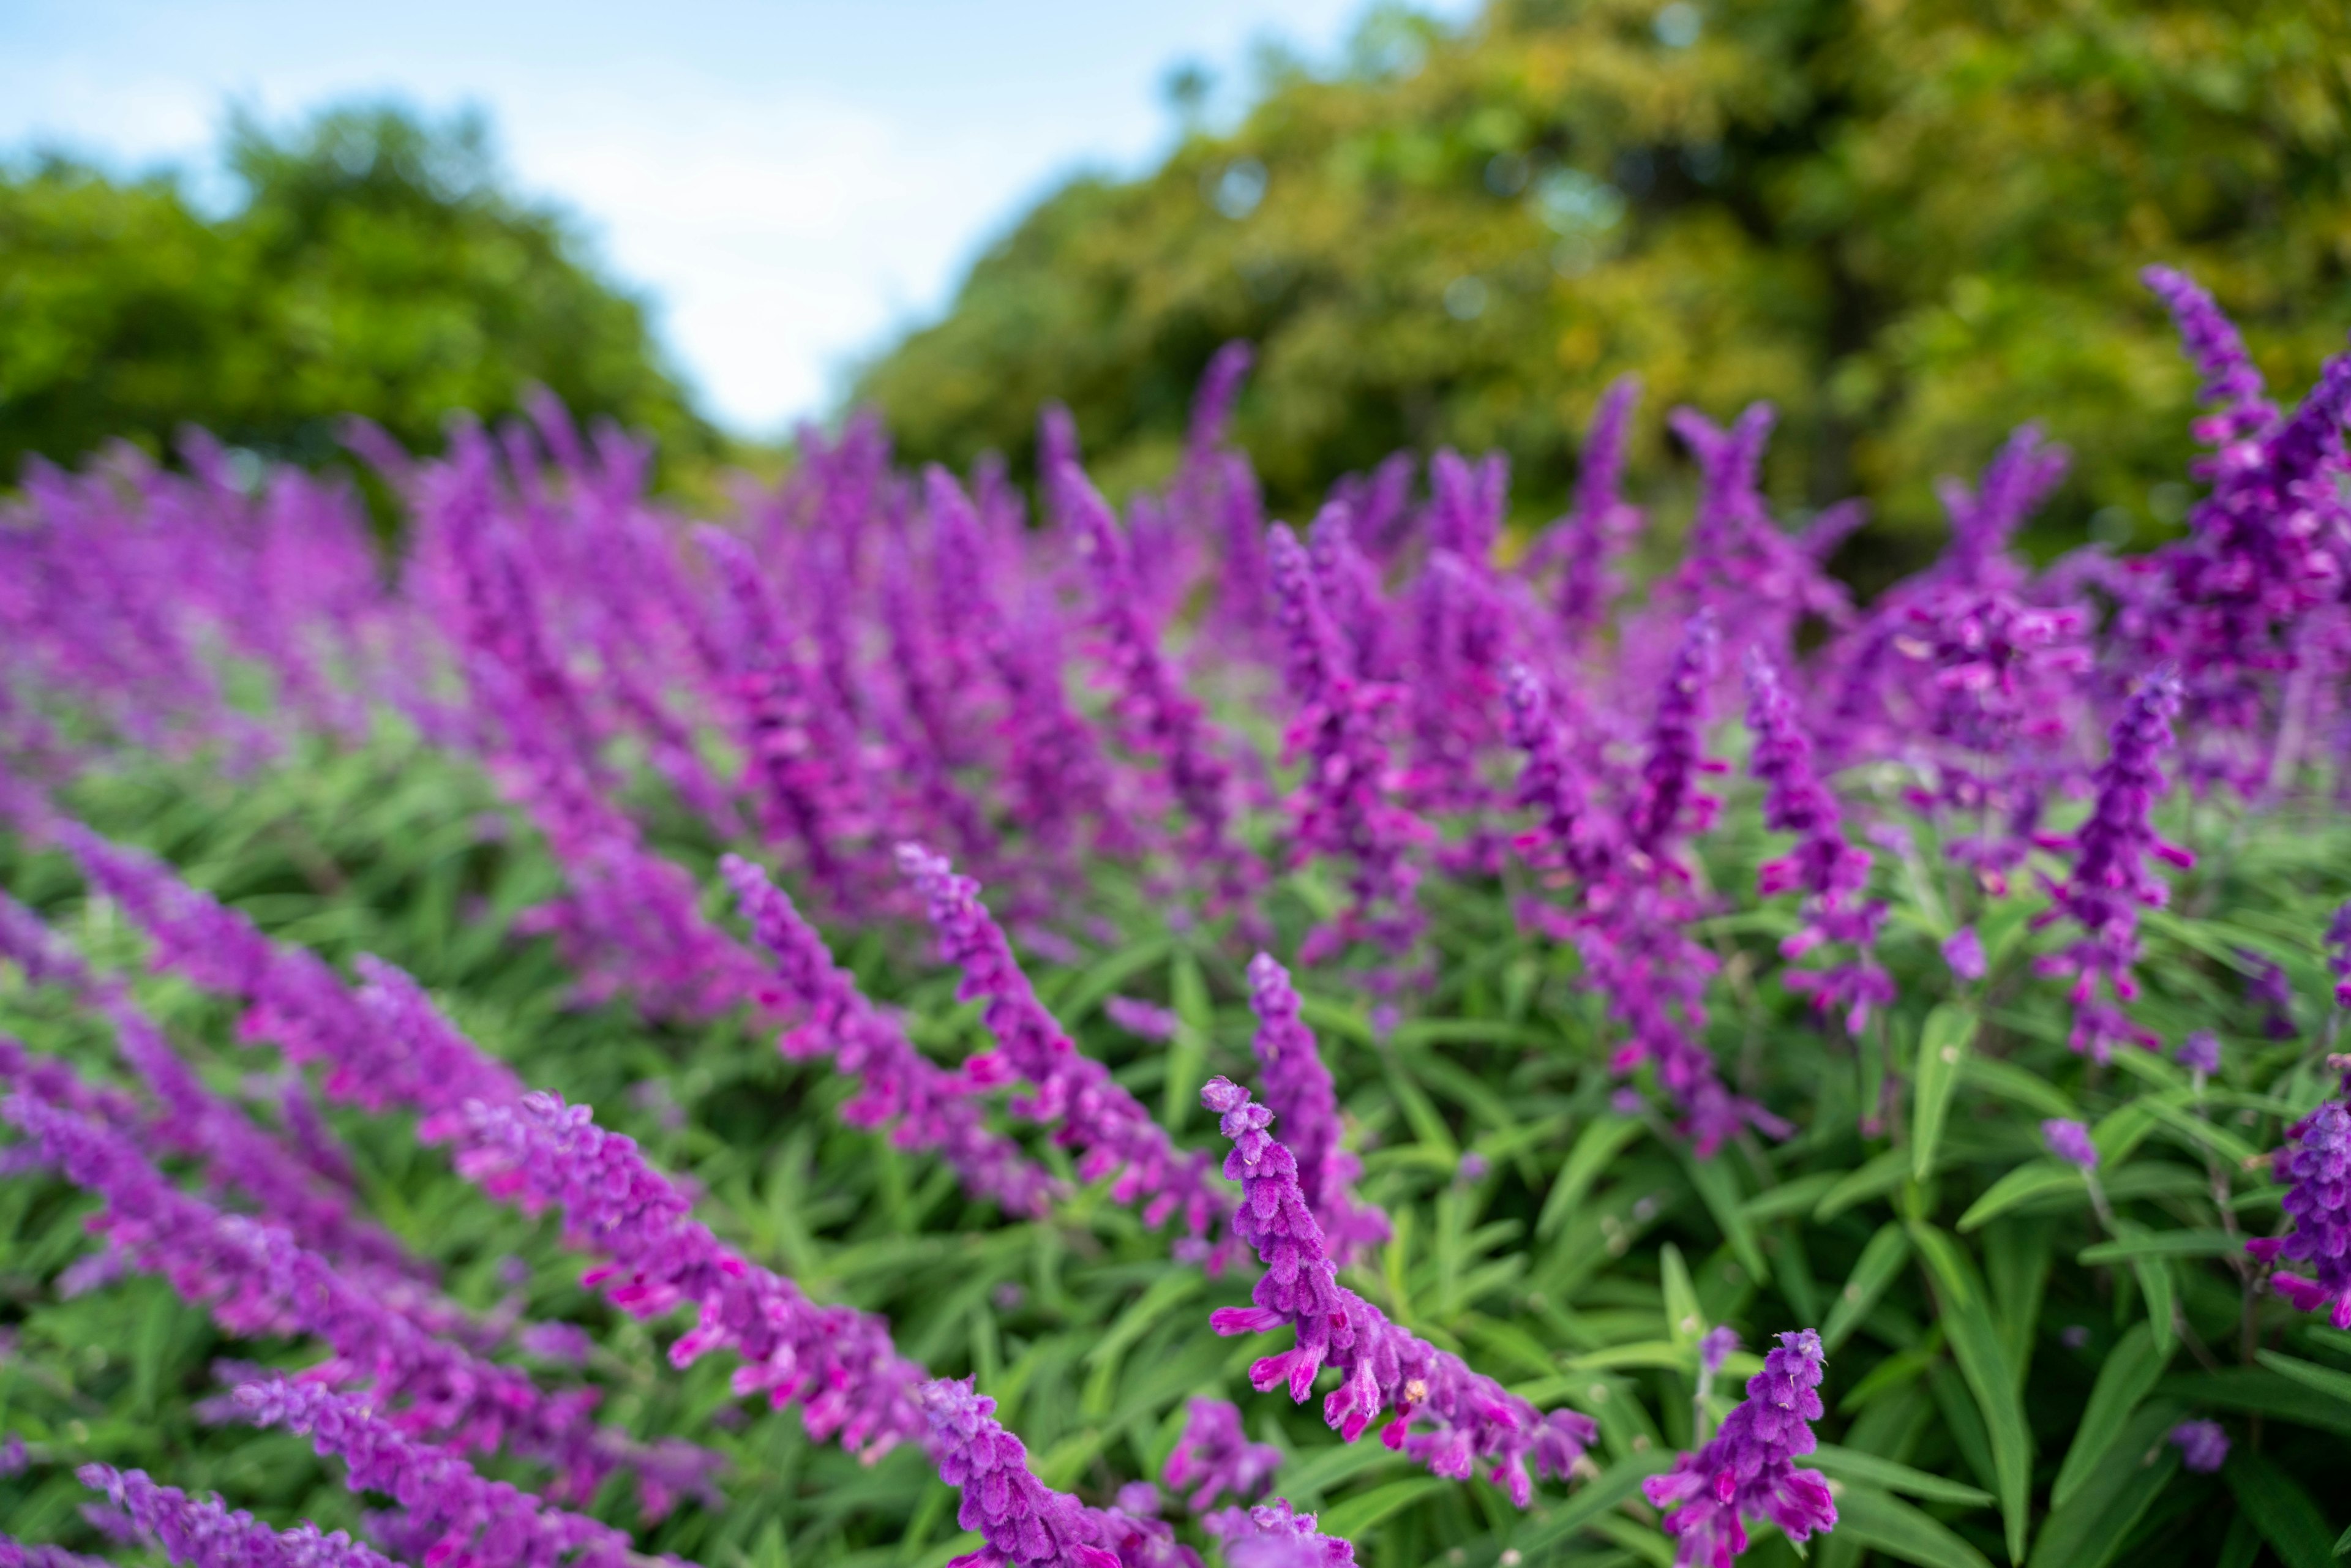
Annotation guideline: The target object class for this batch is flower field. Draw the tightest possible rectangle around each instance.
[1,268,2349,1568]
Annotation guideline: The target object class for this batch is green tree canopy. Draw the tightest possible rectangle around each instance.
[853,0,2351,574]
[1,102,714,481]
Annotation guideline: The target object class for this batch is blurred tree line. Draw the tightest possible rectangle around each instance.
[0,103,715,484]
[853,0,2351,574]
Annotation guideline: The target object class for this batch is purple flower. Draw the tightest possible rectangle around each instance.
[2242,951,2297,1039]
[722,854,1059,1218]
[917,1379,1138,1568]
[0,1534,113,1568]
[1630,612,1725,858]
[0,1434,25,1476]
[2176,1030,2222,1075]
[228,1375,642,1568]
[1104,996,1182,1042]
[75,1466,394,1568]
[2247,1100,2351,1328]
[1641,1330,1836,1568]
[1265,520,1427,961]
[2041,1119,2100,1172]
[1244,954,1388,1262]
[2033,672,2192,1061]
[2142,267,2276,451]
[2329,902,2351,1008]
[1942,927,1987,982]
[1163,1399,1281,1514]
[2166,1419,2229,1474]
[899,844,1235,1263]
[1698,1327,1741,1381]
[1551,375,1646,645]
[1198,1077,1595,1506]
[1200,1501,1355,1568]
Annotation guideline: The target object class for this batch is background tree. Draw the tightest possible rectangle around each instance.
[0,102,714,482]
[852,0,2351,575]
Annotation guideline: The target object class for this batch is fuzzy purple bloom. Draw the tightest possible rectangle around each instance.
[1199,1502,1354,1568]
[2041,1119,2099,1172]
[2177,1030,2223,1076]
[1103,997,1181,1041]
[2246,1100,2351,1328]
[228,1376,650,1568]
[2330,902,2351,1008]
[918,1378,1181,1568]
[77,1465,397,1568]
[0,1536,112,1568]
[2033,672,2192,1060]
[1199,1076,1595,1506]
[1942,927,1987,981]
[2166,1419,2229,1474]
[1162,1400,1281,1514]
[899,844,1234,1262]
[1641,1330,1836,1568]
[1243,954,1387,1262]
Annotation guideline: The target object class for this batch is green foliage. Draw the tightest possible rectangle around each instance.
[4,711,2348,1566]
[854,0,2351,575]
[0,103,715,481]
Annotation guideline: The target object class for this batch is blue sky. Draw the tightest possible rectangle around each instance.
[0,0,1471,434]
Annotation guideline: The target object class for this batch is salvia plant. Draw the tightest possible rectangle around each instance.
[0,266,2348,1568]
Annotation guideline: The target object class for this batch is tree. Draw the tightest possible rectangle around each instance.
[0,102,714,481]
[852,0,2351,574]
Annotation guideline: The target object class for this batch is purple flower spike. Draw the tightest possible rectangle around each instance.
[1163,1398,1281,1514]
[229,1376,645,1568]
[1942,927,1987,982]
[2328,903,2351,1008]
[2242,951,2297,1039]
[1201,1501,1355,1568]
[1630,611,1724,858]
[0,1534,113,1568]
[1198,1076,1595,1506]
[2176,1030,2222,1076]
[2142,267,2276,449]
[2247,1101,2351,1328]
[1244,953,1388,1262]
[1641,1330,1836,1568]
[721,853,1060,1218]
[1553,375,1646,645]
[2166,1420,2229,1474]
[1104,996,1182,1042]
[2042,1119,2100,1172]
[1698,1326,1740,1381]
[898,842,1235,1263]
[917,1379,1131,1568]
[2033,672,2191,1061]
[76,1465,397,1568]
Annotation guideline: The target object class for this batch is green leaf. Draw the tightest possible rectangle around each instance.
[1911,1003,1975,1182]
[2027,1401,2181,1568]
[1538,1116,1644,1239]
[1834,1484,1997,1568]
[1740,1171,1842,1221]
[1816,1147,1911,1221]
[1507,1449,1678,1555]
[1659,1243,1703,1349]
[1911,1223,2032,1564]
[1682,1152,1767,1284]
[2142,1098,2261,1166]
[2156,1367,2351,1435]
[1822,1222,1911,1352]
[1314,1477,1449,1537]
[1810,1444,1994,1508]
[2076,1229,2238,1264]
[2225,1450,2338,1568]
[1960,1051,2079,1120]
[2255,1349,2351,1406]
[2051,1321,2171,1510]
[1957,1160,2080,1232]
[2135,1254,2175,1356]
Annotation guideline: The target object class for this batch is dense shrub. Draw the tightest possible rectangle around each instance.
[2,272,2350,1568]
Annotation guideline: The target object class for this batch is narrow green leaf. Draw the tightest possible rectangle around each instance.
[2027,1401,2181,1568]
[1507,1451,1677,1556]
[1314,1477,1449,1538]
[1960,1052,2078,1119]
[1834,1484,1997,1568]
[1539,1116,1644,1240]
[2051,1321,2171,1510]
[1822,1222,1911,1352]
[1911,1004,1974,1181]
[1911,1223,2032,1564]
[1816,1147,1910,1221]
[2255,1349,2351,1406]
[1682,1153,1768,1284]
[2158,1368,2351,1435]
[1659,1243,1703,1349]
[1810,1444,1993,1508]
[2077,1229,2238,1264]
[1741,1170,1842,1221]
[2136,1254,2176,1355]
[1957,1160,2079,1233]
[2225,1450,2338,1568]
[2142,1098,2260,1166]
